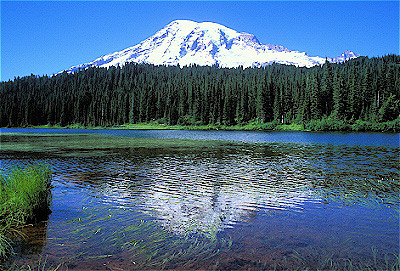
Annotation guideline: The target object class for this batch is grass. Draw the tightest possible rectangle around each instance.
[306,117,400,132]
[5,256,65,271]
[66,209,231,270]
[7,117,400,132]
[0,133,239,157]
[38,201,232,270]
[14,121,300,131]
[312,176,400,208]
[0,165,52,260]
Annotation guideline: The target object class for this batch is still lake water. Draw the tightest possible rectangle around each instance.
[1,128,399,270]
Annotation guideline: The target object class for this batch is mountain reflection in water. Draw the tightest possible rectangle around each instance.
[1,131,398,270]
[97,150,317,236]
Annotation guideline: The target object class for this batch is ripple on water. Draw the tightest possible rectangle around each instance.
[1,133,398,270]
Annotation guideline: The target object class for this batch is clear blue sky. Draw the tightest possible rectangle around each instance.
[1,1,399,81]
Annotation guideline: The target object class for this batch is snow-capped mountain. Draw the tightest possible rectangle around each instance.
[329,50,359,63]
[61,20,359,73]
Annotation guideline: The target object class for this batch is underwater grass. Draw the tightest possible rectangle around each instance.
[56,203,232,270]
[312,176,400,207]
[0,165,52,260]
[5,255,65,271]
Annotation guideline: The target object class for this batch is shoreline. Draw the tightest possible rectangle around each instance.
[3,119,399,133]
[3,124,305,132]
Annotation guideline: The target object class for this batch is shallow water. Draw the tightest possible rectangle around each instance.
[1,129,399,270]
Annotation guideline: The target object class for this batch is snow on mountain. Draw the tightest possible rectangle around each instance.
[61,20,360,74]
[328,50,360,63]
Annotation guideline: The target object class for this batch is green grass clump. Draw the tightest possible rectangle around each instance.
[351,118,400,132]
[275,123,304,131]
[0,165,52,259]
[305,117,350,131]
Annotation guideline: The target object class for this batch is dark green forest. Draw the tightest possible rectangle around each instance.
[1,55,399,131]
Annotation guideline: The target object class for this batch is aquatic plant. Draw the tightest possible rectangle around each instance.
[5,255,65,271]
[60,206,232,270]
[313,176,400,208]
[0,165,52,260]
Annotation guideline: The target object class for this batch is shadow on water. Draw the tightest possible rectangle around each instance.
[0,131,399,270]
[10,222,48,261]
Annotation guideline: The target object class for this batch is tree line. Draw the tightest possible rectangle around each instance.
[1,55,399,130]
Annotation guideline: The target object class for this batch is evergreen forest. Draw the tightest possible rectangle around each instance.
[1,55,399,131]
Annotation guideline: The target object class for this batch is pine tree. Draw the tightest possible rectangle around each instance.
[332,73,346,120]
[321,60,334,116]
[308,72,321,120]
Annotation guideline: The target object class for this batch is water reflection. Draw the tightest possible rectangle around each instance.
[97,151,316,236]
[1,132,399,270]
[13,222,48,257]
[61,142,398,239]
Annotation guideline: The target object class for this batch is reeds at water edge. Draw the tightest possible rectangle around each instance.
[0,165,52,259]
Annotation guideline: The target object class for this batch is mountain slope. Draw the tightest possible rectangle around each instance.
[62,20,359,73]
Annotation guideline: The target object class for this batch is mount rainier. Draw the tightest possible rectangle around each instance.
[62,20,359,73]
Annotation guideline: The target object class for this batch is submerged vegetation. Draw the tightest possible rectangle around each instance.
[314,176,400,207]
[0,165,52,260]
[65,210,231,269]
[1,55,399,132]
[1,133,399,270]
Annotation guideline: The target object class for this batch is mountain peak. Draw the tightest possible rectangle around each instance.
[330,50,360,63]
[166,19,198,29]
[60,20,360,74]
[169,19,195,24]
[168,20,235,31]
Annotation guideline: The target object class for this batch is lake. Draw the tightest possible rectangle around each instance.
[1,128,399,270]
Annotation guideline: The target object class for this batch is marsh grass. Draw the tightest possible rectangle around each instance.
[0,165,52,260]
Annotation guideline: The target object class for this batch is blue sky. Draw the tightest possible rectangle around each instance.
[1,1,399,81]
